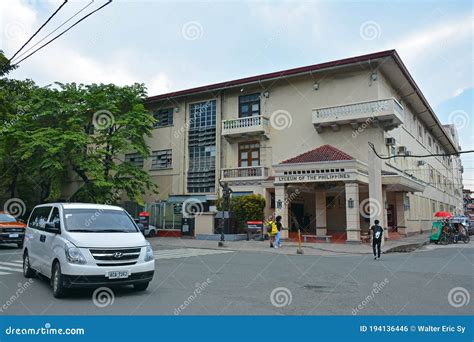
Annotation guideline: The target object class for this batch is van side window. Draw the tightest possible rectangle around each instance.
[50,207,60,226]
[28,206,52,230]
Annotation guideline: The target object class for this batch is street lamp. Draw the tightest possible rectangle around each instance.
[347,198,354,209]
[219,181,232,247]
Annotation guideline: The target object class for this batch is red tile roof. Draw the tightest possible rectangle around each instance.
[280,145,354,164]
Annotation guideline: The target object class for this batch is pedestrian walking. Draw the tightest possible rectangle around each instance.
[274,215,282,248]
[370,219,383,260]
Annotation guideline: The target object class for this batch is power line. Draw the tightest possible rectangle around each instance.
[13,0,113,66]
[8,0,68,62]
[11,0,95,64]
[369,142,474,160]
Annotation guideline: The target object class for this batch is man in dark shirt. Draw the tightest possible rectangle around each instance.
[370,219,383,260]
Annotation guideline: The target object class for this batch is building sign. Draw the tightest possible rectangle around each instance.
[275,172,352,184]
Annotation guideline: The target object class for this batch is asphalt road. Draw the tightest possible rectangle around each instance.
[0,242,472,316]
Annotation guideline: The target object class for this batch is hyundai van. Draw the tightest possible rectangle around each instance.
[23,203,155,298]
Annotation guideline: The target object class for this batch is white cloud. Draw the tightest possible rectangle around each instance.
[391,15,472,64]
[1,0,170,91]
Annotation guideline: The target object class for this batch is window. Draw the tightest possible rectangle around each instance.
[187,100,217,193]
[417,124,423,142]
[239,93,260,118]
[151,149,172,169]
[239,141,260,167]
[428,136,432,148]
[153,108,173,128]
[189,100,216,129]
[49,207,60,226]
[125,153,144,168]
[28,206,52,230]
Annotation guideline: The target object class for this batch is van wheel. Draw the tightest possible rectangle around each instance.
[17,242,23,249]
[133,282,149,291]
[52,262,67,298]
[23,251,35,278]
[148,230,156,237]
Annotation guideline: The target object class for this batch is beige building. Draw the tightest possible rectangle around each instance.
[128,49,463,241]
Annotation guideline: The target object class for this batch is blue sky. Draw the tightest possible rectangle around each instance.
[1,0,473,188]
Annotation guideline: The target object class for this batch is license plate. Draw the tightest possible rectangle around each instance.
[9,234,19,238]
[107,270,129,279]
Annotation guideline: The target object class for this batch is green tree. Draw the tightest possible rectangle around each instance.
[218,194,266,231]
[0,62,158,207]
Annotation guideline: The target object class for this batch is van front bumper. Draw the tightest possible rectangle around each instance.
[62,271,154,288]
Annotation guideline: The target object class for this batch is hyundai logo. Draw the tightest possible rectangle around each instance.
[113,252,123,259]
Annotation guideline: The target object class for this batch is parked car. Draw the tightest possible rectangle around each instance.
[0,211,26,248]
[145,225,157,237]
[133,219,157,237]
[23,203,155,298]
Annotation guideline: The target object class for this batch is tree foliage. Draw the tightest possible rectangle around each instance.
[0,51,157,209]
[217,194,266,230]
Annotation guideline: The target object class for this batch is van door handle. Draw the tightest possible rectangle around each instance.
[40,235,46,242]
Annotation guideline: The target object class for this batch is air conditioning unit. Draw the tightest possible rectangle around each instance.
[417,160,426,166]
[385,137,396,146]
[398,146,407,154]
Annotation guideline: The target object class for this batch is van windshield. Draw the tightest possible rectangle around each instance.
[63,209,138,233]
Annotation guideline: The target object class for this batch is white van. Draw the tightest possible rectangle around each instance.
[23,203,155,298]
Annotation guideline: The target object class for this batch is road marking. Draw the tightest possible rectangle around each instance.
[0,261,23,267]
[0,264,22,272]
[154,248,233,260]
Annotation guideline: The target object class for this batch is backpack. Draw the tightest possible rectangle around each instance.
[268,221,278,236]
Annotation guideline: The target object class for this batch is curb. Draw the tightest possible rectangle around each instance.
[384,240,430,253]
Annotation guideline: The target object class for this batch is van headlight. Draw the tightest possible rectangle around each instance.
[65,242,86,264]
[144,242,154,262]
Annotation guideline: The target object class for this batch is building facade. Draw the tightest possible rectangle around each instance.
[124,50,464,241]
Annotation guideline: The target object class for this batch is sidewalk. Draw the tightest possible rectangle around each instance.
[149,232,431,256]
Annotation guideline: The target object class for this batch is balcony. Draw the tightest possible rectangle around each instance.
[221,166,269,182]
[312,98,404,133]
[221,115,269,140]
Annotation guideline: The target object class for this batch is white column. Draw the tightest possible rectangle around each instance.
[345,182,361,242]
[275,184,289,239]
[368,146,384,227]
[315,191,327,236]
[395,192,407,236]
[382,186,388,243]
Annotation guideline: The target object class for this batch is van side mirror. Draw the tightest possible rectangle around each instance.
[45,222,60,234]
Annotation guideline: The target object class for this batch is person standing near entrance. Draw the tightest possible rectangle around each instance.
[274,216,282,248]
[370,219,383,260]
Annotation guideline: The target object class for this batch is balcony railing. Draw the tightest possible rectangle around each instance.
[221,166,269,181]
[221,115,269,139]
[312,98,404,132]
